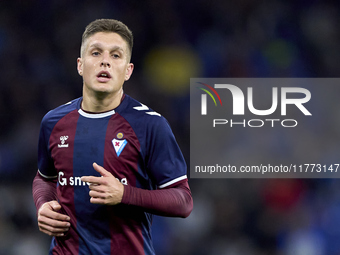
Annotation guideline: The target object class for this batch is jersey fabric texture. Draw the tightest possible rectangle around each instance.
[38,95,187,255]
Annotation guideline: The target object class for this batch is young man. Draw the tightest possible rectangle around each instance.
[32,19,193,255]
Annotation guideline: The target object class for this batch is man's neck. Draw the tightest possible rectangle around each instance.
[81,89,124,113]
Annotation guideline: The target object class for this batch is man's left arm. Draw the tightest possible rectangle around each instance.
[81,163,193,218]
[122,180,193,218]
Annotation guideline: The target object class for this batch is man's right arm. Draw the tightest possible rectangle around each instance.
[32,172,70,236]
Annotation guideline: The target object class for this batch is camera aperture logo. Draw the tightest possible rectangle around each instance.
[197,82,223,114]
[196,82,312,128]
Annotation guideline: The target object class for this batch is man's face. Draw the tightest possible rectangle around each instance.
[77,32,133,96]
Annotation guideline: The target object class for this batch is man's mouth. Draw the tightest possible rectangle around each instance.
[97,71,112,82]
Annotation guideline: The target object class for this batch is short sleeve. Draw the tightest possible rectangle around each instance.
[146,117,187,188]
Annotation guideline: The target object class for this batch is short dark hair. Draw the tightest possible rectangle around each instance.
[81,19,133,60]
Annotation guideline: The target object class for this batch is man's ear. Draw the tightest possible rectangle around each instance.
[77,57,83,76]
[125,63,134,81]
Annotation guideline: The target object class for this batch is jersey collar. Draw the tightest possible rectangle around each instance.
[78,108,115,118]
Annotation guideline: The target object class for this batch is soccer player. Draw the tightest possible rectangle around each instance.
[32,19,193,255]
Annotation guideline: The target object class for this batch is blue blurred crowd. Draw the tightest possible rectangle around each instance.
[1,0,340,254]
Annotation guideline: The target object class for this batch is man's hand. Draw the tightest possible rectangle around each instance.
[81,163,124,205]
[37,201,70,237]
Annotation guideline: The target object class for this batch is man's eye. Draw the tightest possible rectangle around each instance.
[92,52,100,56]
[113,54,120,58]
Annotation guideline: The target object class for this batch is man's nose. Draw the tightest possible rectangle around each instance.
[101,53,111,68]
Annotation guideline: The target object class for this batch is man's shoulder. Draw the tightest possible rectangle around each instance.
[41,98,81,127]
[120,95,163,121]
[118,95,173,135]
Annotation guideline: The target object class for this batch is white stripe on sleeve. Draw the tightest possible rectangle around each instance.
[158,175,187,189]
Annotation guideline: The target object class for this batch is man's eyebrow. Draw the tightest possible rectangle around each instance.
[89,43,124,52]
[88,43,102,49]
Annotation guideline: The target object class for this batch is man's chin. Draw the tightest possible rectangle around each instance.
[92,84,112,94]
[94,89,111,97]
[92,87,123,98]
[83,83,122,98]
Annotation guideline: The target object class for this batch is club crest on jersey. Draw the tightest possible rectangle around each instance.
[112,138,127,157]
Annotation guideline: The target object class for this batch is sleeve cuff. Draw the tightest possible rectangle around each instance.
[121,184,133,205]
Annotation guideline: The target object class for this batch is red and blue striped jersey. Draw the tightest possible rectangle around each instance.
[38,94,187,255]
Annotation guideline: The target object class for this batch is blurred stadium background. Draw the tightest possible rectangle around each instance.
[1,0,340,254]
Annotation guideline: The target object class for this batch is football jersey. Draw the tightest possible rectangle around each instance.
[38,94,187,255]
